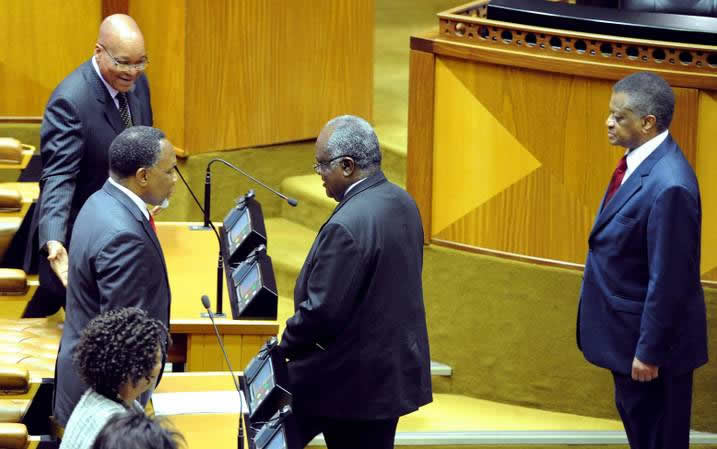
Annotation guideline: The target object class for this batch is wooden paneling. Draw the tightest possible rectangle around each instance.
[0,1,100,116]
[181,0,374,154]
[129,0,186,149]
[102,0,128,17]
[415,46,714,272]
[697,91,717,281]
[407,50,436,244]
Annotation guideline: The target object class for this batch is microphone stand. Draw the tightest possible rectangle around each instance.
[174,166,226,317]
[201,295,245,449]
[201,159,298,317]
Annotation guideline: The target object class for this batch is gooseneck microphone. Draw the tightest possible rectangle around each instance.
[203,158,298,228]
[174,166,225,316]
[201,294,245,449]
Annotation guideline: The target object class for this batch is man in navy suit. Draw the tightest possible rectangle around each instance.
[24,14,153,317]
[577,72,708,449]
[53,126,176,426]
[279,116,432,449]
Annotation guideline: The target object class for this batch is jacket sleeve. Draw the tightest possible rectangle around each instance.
[636,184,701,365]
[279,222,363,358]
[38,96,85,248]
[94,231,154,311]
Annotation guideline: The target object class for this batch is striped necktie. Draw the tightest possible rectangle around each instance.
[117,93,133,128]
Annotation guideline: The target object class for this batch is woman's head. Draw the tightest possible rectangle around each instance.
[74,307,169,403]
[91,409,183,449]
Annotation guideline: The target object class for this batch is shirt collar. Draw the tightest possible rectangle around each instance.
[92,55,120,100]
[108,177,149,220]
[344,177,367,196]
[625,129,669,173]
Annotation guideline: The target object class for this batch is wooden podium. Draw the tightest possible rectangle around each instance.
[130,0,375,156]
[407,1,717,280]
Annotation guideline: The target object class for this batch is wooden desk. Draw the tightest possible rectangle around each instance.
[157,223,278,371]
[155,372,243,449]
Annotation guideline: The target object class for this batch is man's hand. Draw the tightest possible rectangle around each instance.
[632,357,659,382]
[46,240,69,287]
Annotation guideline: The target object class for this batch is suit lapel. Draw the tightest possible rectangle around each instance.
[589,136,675,238]
[82,60,125,134]
[127,89,143,125]
[102,181,168,274]
[317,171,387,235]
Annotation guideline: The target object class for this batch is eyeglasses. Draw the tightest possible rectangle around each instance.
[313,155,355,174]
[98,43,149,72]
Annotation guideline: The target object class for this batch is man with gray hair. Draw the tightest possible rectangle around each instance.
[279,115,432,449]
[54,126,176,427]
[577,72,707,449]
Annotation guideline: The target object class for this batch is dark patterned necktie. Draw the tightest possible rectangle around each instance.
[117,93,133,128]
[149,214,157,234]
[604,155,627,205]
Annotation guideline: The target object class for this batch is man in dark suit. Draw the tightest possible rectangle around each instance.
[23,14,153,317]
[279,115,432,449]
[577,72,708,449]
[54,126,176,427]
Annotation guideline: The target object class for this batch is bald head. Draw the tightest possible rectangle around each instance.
[98,14,144,48]
[94,15,147,93]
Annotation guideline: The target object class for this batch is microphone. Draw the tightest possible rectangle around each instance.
[175,166,225,316]
[202,294,245,449]
[203,158,298,228]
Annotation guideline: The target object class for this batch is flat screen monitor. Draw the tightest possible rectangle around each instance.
[264,429,287,449]
[237,263,262,308]
[227,207,251,255]
[249,358,275,410]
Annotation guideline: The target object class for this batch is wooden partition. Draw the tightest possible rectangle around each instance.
[407,1,717,280]
[2,0,373,156]
[131,0,374,155]
[0,0,100,116]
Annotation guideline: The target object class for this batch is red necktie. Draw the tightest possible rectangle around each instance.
[604,155,628,205]
[149,214,157,233]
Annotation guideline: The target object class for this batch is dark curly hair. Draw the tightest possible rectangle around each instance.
[73,307,170,401]
[91,409,184,449]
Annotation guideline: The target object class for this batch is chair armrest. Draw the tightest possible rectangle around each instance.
[0,139,24,164]
[0,423,28,449]
[0,365,29,394]
[0,270,26,296]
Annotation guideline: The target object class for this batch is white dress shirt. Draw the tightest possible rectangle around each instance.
[108,177,149,220]
[622,129,669,185]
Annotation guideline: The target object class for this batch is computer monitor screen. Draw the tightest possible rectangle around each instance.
[249,359,274,407]
[227,208,251,252]
[237,263,262,306]
[264,429,287,449]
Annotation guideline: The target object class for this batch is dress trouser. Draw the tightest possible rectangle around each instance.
[293,412,399,449]
[612,370,693,449]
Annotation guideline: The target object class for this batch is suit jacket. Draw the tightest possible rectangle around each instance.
[25,59,152,271]
[577,135,708,376]
[279,171,433,420]
[53,180,171,426]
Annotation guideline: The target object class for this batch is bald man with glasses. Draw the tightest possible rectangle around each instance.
[23,14,154,317]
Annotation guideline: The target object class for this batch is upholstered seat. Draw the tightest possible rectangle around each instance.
[0,139,25,165]
[0,423,29,449]
[621,0,717,16]
[0,365,29,395]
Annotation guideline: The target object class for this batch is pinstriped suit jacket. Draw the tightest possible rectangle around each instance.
[24,59,152,271]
